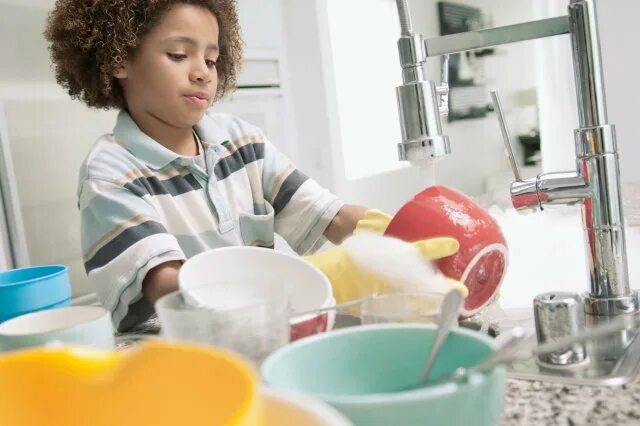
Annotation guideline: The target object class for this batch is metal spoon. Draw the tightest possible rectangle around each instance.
[431,313,640,387]
[396,323,529,392]
[415,290,465,385]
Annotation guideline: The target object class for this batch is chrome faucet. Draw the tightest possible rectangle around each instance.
[394,0,639,317]
[394,0,450,163]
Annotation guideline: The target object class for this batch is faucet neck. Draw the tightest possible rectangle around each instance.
[569,0,609,128]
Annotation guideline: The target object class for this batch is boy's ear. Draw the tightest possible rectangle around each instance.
[113,63,128,79]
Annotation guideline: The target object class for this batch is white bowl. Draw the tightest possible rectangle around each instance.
[262,387,352,425]
[0,306,115,352]
[179,247,335,341]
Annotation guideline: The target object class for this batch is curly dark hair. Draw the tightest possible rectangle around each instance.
[44,0,243,109]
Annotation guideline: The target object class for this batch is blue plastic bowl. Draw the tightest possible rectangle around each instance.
[0,265,72,323]
[262,324,506,426]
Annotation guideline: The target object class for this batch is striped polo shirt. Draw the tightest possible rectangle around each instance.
[78,110,343,330]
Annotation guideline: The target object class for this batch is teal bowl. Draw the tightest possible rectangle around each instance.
[261,324,506,426]
[0,265,71,323]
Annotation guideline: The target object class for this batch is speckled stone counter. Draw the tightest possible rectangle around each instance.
[502,378,640,426]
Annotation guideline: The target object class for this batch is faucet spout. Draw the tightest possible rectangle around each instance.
[511,172,590,213]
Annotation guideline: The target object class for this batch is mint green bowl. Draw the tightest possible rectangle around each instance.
[261,324,506,426]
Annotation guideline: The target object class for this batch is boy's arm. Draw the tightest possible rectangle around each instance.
[80,178,185,330]
[142,260,182,304]
[323,204,367,245]
[141,205,372,302]
[142,204,367,303]
[140,205,368,303]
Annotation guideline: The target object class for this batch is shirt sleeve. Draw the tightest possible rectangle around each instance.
[79,178,186,331]
[260,139,344,255]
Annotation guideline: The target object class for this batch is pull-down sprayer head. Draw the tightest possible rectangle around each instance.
[395,0,451,163]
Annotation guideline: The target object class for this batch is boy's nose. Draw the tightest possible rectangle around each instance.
[189,66,210,83]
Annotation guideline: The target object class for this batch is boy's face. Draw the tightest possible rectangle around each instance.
[115,4,220,128]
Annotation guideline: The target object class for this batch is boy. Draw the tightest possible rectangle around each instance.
[45,0,459,331]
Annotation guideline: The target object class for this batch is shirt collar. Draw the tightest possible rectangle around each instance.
[113,111,180,170]
[113,110,214,170]
[193,115,218,148]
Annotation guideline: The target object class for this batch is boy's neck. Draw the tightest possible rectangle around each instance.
[127,109,198,157]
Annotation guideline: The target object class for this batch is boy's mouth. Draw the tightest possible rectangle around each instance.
[184,93,210,108]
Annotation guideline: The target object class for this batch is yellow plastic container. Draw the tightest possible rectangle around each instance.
[0,341,261,426]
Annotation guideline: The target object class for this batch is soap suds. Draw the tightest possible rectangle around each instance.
[342,232,451,293]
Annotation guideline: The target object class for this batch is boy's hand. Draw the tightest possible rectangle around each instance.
[304,234,467,305]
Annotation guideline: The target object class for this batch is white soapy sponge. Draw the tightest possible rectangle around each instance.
[341,232,450,294]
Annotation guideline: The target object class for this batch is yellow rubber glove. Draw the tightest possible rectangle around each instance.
[0,341,261,426]
[352,209,393,235]
[304,234,468,305]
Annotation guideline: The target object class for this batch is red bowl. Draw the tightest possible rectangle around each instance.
[290,305,333,342]
[385,185,508,316]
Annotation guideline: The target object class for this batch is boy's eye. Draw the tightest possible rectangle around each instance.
[167,53,187,61]
[205,59,217,69]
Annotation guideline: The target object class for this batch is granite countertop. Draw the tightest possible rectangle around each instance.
[502,378,640,426]
[491,308,640,426]
[118,317,640,426]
